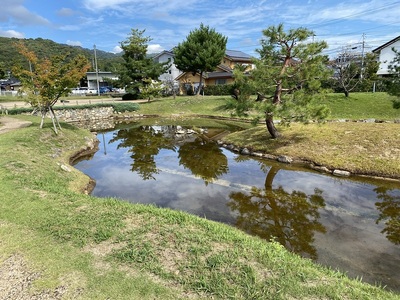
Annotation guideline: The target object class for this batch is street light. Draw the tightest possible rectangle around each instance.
[93,44,100,96]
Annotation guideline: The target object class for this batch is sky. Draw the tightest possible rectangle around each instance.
[1,0,399,58]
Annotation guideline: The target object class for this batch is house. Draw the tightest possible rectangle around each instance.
[153,50,182,89]
[0,77,22,96]
[86,71,119,92]
[174,49,254,94]
[372,35,400,76]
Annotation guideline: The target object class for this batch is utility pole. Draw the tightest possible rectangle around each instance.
[93,44,100,96]
[361,33,366,79]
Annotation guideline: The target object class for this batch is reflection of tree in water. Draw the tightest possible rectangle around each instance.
[178,137,228,184]
[110,126,176,180]
[227,166,326,259]
[375,186,400,245]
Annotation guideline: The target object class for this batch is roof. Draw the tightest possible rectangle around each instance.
[372,36,400,53]
[152,50,174,60]
[225,49,252,61]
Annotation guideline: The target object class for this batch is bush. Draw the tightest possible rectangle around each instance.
[122,93,140,100]
[202,84,236,96]
[4,102,140,115]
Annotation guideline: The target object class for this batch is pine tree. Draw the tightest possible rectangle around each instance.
[119,29,168,99]
[174,24,227,95]
[251,24,331,138]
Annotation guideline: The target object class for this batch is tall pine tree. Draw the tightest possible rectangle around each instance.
[120,29,168,98]
[174,24,227,95]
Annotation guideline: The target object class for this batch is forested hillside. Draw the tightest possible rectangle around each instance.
[0,37,123,76]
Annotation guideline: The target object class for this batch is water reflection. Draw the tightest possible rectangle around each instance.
[109,125,176,180]
[375,187,400,245]
[74,119,400,292]
[179,137,228,184]
[228,165,326,260]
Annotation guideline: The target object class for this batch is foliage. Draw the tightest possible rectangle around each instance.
[174,23,228,95]
[233,24,331,138]
[330,51,379,97]
[140,78,163,101]
[4,102,140,115]
[13,42,90,132]
[387,47,400,109]
[0,36,123,73]
[119,29,168,97]
[202,83,236,96]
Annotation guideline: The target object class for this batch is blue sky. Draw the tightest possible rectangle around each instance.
[1,0,399,57]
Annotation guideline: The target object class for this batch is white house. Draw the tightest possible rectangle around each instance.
[152,50,182,87]
[86,71,119,90]
[372,36,400,76]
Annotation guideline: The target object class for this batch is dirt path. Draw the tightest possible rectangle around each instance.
[0,116,32,134]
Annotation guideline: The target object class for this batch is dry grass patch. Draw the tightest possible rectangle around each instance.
[223,122,400,178]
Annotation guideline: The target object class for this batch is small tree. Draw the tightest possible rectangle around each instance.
[13,42,90,133]
[119,29,168,98]
[174,23,227,95]
[247,24,331,138]
[387,48,400,109]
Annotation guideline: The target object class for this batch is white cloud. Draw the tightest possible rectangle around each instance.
[112,45,123,53]
[66,40,82,46]
[59,25,81,31]
[0,0,50,26]
[0,29,24,38]
[147,44,164,54]
[57,8,77,17]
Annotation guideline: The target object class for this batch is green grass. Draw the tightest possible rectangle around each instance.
[325,92,400,120]
[137,92,400,121]
[1,115,398,299]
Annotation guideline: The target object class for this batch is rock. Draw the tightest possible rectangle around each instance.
[241,148,251,155]
[312,165,330,173]
[60,164,71,172]
[278,155,293,164]
[333,169,350,177]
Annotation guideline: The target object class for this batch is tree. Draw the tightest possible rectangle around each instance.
[174,23,227,95]
[13,42,90,133]
[249,24,331,138]
[387,48,400,109]
[119,29,168,99]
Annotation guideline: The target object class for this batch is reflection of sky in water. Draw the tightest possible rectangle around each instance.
[75,126,400,292]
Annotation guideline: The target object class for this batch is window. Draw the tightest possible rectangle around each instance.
[215,79,226,85]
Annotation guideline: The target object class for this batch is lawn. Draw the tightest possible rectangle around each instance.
[0,116,398,299]
[0,92,400,299]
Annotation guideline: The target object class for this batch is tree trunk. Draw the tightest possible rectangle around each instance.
[265,112,281,139]
[344,90,349,97]
[196,71,203,95]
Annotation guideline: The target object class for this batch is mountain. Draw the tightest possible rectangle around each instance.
[0,37,124,75]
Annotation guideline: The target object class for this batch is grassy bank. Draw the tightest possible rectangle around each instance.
[137,92,400,121]
[1,116,399,299]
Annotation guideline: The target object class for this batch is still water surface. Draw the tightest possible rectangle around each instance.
[74,119,400,292]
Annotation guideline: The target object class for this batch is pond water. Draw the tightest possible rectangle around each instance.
[74,119,400,292]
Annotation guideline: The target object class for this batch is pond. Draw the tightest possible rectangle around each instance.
[74,118,400,292]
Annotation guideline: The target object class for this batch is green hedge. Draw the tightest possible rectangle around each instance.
[2,102,140,115]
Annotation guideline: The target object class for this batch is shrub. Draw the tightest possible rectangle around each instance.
[122,93,140,100]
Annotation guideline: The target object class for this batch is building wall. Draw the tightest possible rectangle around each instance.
[156,52,182,83]
[376,40,400,75]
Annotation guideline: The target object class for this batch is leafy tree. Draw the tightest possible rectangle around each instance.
[13,42,90,133]
[236,24,331,138]
[387,48,400,109]
[174,23,228,95]
[119,29,168,98]
[0,63,5,79]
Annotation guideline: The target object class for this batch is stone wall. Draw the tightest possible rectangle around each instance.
[54,107,115,123]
